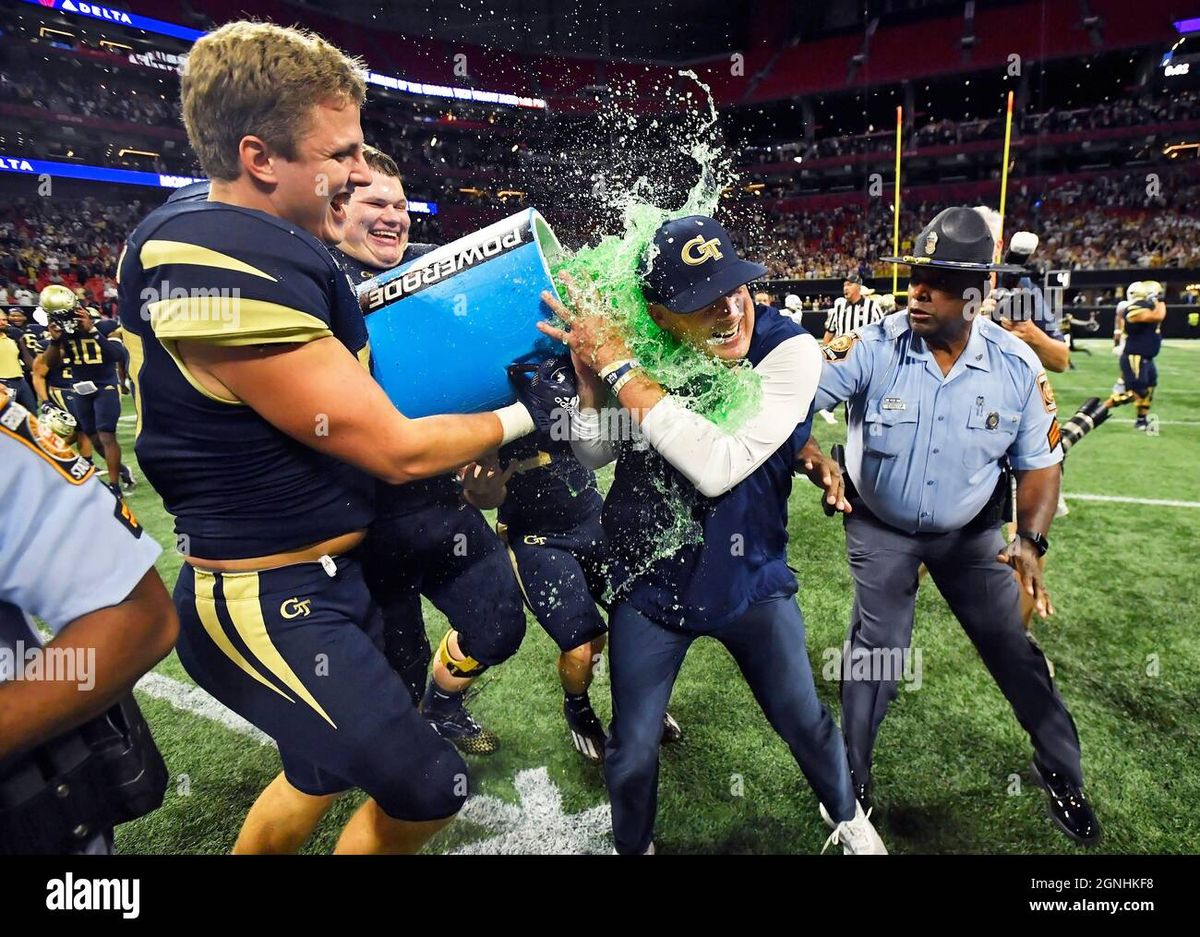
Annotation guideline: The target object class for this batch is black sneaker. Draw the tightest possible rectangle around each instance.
[1134,416,1149,431]
[119,463,136,491]
[1031,758,1101,845]
[661,711,683,745]
[423,700,499,756]
[564,699,607,762]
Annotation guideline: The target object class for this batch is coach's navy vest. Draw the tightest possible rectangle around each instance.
[602,305,813,631]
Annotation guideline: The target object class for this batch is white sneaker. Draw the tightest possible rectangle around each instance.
[1055,493,1069,517]
[818,409,838,424]
[611,842,655,855]
[819,801,888,855]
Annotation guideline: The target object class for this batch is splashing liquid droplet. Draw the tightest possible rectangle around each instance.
[540,71,765,598]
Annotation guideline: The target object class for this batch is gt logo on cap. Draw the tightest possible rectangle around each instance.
[681,235,724,266]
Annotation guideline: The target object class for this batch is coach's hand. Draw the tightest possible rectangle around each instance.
[997,536,1054,618]
[537,274,632,375]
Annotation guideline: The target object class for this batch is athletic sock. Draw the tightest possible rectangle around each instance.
[423,682,465,716]
[563,690,593,716]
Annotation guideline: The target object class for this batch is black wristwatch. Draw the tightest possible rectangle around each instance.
[1017,529,1050,557]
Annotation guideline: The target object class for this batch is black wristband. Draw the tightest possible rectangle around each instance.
[1017,529,1049,556]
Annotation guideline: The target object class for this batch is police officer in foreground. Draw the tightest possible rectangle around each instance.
[811,207,1100,845]
[0,389,177,853]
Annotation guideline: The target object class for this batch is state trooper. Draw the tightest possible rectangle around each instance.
[0,389,177,853]
[810,207,1100,845]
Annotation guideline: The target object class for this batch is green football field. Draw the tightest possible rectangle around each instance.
[112,339,1200,854]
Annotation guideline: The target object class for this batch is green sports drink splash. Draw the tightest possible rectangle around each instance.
[543,72,765,597]
[548,70,762,431]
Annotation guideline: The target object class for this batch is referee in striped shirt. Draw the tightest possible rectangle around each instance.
[822,274,884,343]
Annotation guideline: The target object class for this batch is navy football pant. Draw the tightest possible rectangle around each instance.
[604,596,855,854]
[363,502,526,703]
[175,555,467,821]
[1,377,35,411]
[1119,353,1157,398]
[68,385,121,435]
[504,515,608,652]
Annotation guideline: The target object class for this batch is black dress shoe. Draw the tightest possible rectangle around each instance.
[1031,758,1101,845]
[850,768,874,813]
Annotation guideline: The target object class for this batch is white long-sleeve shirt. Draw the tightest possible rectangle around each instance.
[570,332,822,498]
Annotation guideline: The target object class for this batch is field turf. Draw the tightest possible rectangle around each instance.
[113,339,1200,854]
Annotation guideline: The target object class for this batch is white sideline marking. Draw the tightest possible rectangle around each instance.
[1065,493,1200,508]
[1106,419,1200,426]
[135,673,613,853]
[135,672,272,745]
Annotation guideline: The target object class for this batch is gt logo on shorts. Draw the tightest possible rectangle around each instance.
[280,597,313,619]
[681,235,723,266]
[523,534,548,546]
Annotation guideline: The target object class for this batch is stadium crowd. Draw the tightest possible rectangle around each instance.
[0,197,140,315]
[754,171,1200,280]
[743,91,1200,164]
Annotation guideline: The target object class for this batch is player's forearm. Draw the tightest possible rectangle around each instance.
[1014,465,1061,537]
[1028,329,1069,373]
[383,411,510,484]
[0,570,178,766]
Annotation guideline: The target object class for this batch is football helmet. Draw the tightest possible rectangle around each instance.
[38,285,81,334]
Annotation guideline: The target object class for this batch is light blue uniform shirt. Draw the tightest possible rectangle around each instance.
[815,312,1062,534]
[1,398,162,666]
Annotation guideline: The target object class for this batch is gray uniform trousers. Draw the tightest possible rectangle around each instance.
[840,508,1084,786]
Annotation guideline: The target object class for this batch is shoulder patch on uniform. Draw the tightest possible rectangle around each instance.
[822,333,859,362]
[111,488,145,538]
[0,398,94,485]
[1037,373,1057,413]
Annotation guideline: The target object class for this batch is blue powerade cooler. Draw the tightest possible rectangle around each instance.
[358,208,566,417]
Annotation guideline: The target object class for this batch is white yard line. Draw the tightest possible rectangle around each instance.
[135,672,272,744]
[1106,419,1200,425]
[1065,493,1200,508]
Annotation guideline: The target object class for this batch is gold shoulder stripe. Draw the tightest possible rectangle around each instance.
[140,239,278,282]
[149,297,332,346]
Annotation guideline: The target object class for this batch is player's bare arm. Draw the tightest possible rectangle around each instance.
[176,336,515,485]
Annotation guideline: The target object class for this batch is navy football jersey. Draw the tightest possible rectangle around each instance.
[498,433,602,535]
[1122,299,1163,358]
[334,242,438,286]
[18,323,47,362]
[53,329,121,386]
[118,200,375,560]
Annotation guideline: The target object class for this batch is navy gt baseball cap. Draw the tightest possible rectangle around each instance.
[640,215,768,314]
